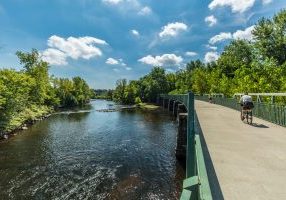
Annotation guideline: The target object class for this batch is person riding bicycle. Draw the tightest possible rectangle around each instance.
[240,92,254,109]
[239,92,254,120]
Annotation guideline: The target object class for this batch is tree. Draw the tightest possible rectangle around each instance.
[253,9,286,65]
[113,79,128,103]
[16,49,51,105]
[0,69,35,130]
[217,40,254,77]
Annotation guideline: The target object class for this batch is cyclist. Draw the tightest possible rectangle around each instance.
[239,92,254,120]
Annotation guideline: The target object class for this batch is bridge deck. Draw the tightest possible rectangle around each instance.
[195,100,286,200]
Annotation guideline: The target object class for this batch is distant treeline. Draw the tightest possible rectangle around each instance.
[113,9,286,104]
[0,49,93,133]
[92,89,113,100]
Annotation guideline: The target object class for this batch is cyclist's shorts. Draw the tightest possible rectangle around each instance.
[243,101,254,110]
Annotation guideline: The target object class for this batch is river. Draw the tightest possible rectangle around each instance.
[0,100,184,200]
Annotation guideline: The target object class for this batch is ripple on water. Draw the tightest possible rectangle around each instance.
[0,100,184,199]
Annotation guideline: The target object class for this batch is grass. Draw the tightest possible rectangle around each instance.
[1,105,53,135]
[137,103,160,110]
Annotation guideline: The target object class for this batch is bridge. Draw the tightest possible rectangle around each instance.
[158,93,286,200]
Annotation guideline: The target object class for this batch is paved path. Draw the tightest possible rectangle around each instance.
[195,100,286,200]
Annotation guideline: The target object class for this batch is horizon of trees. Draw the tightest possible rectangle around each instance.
[112,9,286,104]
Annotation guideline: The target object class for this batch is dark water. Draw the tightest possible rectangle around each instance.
[0,100,184,200]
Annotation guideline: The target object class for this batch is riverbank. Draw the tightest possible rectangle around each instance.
[137,103,160,110]
[0,105,53,140]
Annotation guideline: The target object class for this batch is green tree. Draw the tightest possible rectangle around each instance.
[16,49,51,105]
[253,9,286,65]
[217,40,254,77]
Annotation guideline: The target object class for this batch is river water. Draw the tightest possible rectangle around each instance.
[0,100,184,200]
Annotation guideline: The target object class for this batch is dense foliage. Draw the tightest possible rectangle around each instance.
[113,67,174,104]
[92,89,113,99]
[113,9,286,104]
[0,50,92,133]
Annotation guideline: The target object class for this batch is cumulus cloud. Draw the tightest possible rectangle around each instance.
[205,45,218,50]
[205,15,218,27]
[41,48,67,65]
[208,25,255,46]
[106,57,127,66]
[233,25,255,40]
[102,0,123,5]
[131,29,140,36]
[204,52,219,63]
[262,0,272,5]
[209,0,255,13]
[138,6,152,15]
[102,0,152,16]
[42,35,107,65]
[138,54,183,66]
[159,22,188,38]
[185,52,198,57]
[209,32,232,44]
[106,58,119,65]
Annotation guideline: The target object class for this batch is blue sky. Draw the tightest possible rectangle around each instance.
[0,0,285,89]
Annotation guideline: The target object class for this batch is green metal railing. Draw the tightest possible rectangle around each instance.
[159,93,213,200]
[196,96,286,127]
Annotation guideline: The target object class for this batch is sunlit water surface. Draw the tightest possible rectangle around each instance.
[0,100,184,200]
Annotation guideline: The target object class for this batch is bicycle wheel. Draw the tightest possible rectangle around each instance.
[240,111,245,121]
[249,111,253,125]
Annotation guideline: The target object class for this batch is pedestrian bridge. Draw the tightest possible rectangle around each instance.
[158,93,286,200]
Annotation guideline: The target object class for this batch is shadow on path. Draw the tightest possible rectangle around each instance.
[195,111,224,200]
[251,123,269,128]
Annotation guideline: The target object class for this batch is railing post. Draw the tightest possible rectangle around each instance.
[187,92,195,178]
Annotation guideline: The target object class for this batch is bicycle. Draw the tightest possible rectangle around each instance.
[240,107,253,125]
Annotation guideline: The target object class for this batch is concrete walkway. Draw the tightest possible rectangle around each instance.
[195,100,286,200]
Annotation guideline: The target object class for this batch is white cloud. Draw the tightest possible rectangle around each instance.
[208,25,254,45]
[106,58,119,65]
[41,48,67,65]
[102,0,123,5]
[233,25,255,40]
[205,45,218,50]
[42,35,107,65]
[131,29,140,36]
[209,32,232,44]
[138,6,152,15]
[126,67,132,70]
[262,0,272,5]
[113,68,120,72]
[102,0,152,16]
[205,15,218,27]
[208,0,255,13]
[204,52,219,63]
[47,35,107,59]
[185,51,198,57]
[138,54,183,66]
[159,22,188,38]
[106,57,127,66]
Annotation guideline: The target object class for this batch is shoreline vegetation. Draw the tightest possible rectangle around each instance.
[0,106,53,140]
[0,50,94,140]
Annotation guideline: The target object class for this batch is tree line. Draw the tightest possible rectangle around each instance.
[113,9,286,104]
[0,49,93,133]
